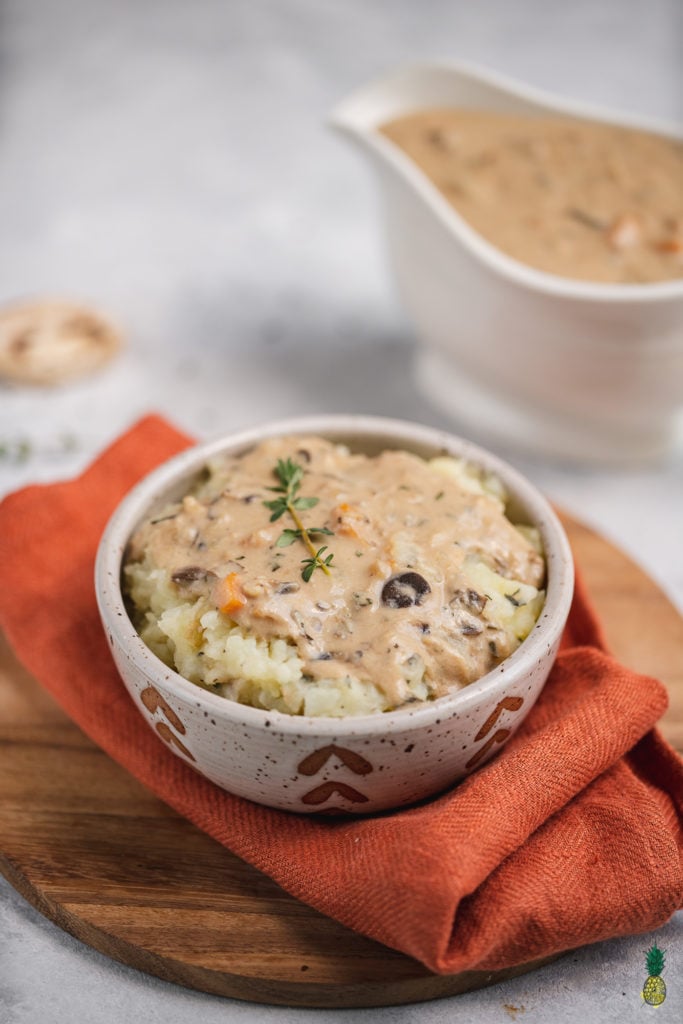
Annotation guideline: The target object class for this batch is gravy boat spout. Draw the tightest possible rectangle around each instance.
[330,63,683,464]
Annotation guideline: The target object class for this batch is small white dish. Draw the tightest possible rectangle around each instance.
[95,415,574,815]
[330,63,683,464]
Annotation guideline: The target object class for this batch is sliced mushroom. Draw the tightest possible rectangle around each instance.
[171,566,217,585]
[381,572,431,609]
[275,582,300,595]
[450,588,488,614]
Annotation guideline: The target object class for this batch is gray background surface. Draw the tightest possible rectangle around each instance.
[1,1,681,1021]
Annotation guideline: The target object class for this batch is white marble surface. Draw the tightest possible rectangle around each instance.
[1,0,682,1021]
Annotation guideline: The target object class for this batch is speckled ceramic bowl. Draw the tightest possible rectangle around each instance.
[95,415,574,814]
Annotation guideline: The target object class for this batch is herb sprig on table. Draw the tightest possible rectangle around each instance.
[264,458,335,581]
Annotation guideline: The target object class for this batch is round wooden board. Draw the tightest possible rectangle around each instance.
[1,513,681,1008]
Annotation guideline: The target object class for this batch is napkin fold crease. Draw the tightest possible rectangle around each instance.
[0,414,681,975]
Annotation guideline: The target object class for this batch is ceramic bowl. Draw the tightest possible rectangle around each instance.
[95,415,574,814]
[330,63,683,464]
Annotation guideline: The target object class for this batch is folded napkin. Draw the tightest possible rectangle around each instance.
[1,415,681,975]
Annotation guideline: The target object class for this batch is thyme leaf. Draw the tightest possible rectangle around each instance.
[275,529,300,548]
[264,458,336,581]
[301,546,335,582]
[292,496,319,510]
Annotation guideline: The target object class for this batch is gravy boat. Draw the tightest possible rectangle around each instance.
[330,63,683,463]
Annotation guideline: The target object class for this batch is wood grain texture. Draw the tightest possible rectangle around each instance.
[1,514,681,1007]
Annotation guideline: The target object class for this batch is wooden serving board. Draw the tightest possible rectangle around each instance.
[1,514,681,1008]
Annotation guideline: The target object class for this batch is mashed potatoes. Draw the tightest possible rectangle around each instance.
[124,437,545,717]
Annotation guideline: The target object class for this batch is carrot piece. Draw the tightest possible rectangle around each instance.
[214,572,246,616]
[332,503,366,539]
[655,236,683,254]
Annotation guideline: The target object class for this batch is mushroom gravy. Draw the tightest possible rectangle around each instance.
[125,437,545,713]
[381,109,683,284]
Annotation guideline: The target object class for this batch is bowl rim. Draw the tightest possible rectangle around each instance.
[329,59,683,305]
[95,414,575,737]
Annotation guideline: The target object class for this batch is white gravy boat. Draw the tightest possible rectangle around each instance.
[330,62,683,463]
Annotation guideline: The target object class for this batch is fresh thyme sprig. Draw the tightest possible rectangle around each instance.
[263,458,335,580]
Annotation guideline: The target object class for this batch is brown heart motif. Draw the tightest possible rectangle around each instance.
[301,781,369,805]
[140,685,187,734]
[474,695,524,741]
[155,721,196,762]
[140,685,196,762]
[465,728,510,770]
[297,744,373,777]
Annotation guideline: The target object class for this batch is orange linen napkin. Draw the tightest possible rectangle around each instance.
[0,415,681,975]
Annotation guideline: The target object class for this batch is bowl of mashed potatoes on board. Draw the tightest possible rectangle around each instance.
[96,415,574,814]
